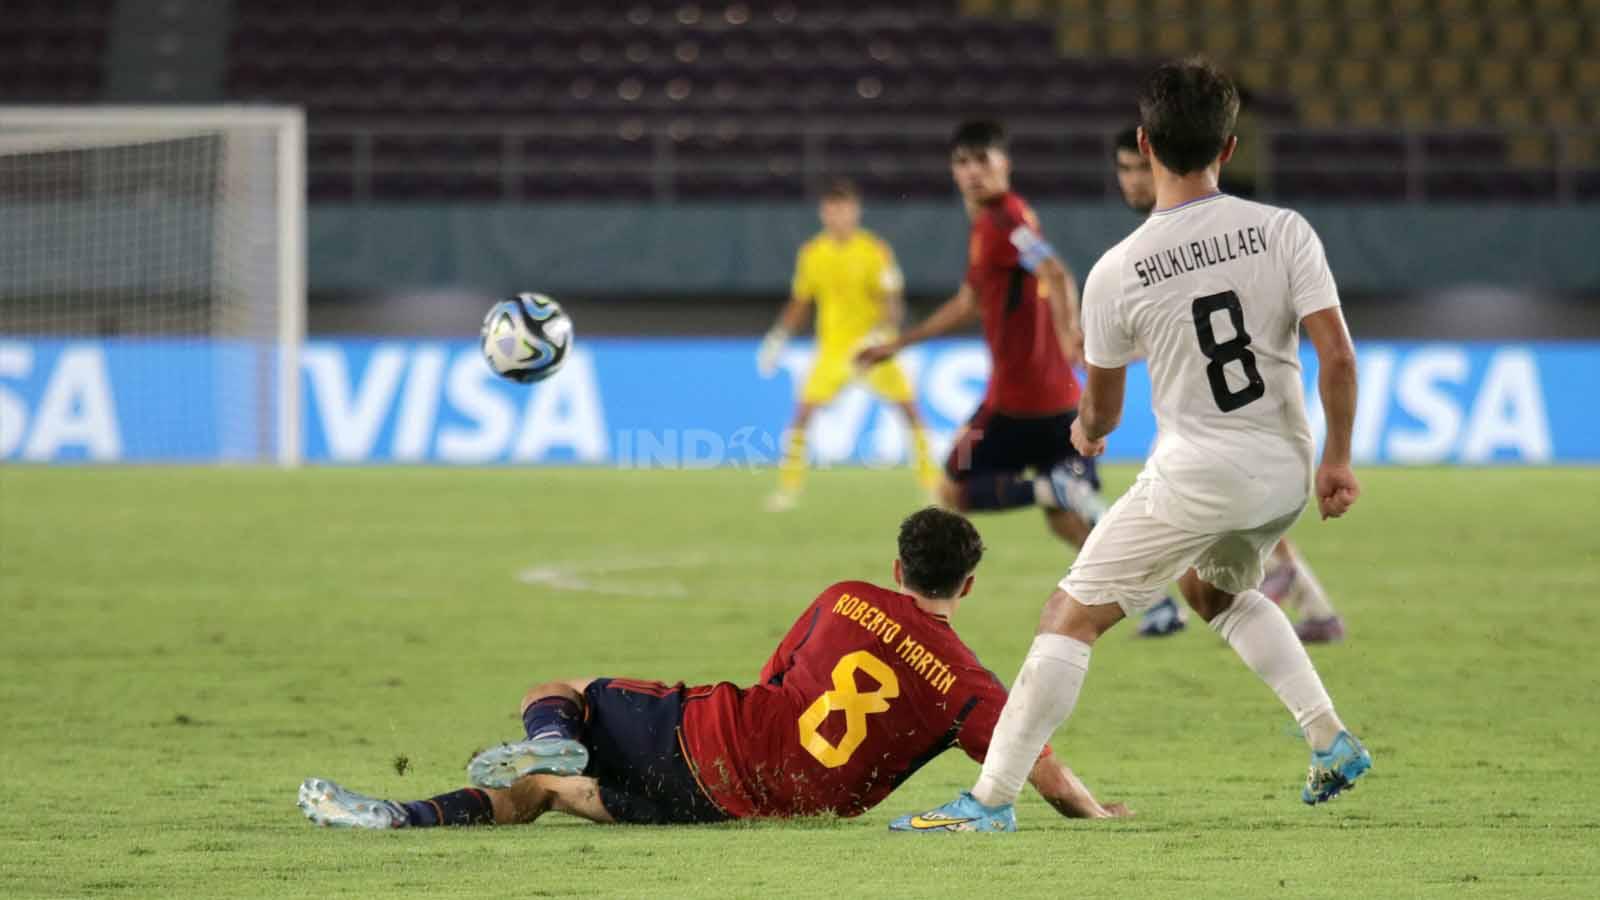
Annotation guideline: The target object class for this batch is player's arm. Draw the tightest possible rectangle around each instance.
[1070,256,1132,456]
[1287,211,1360,520]
[1072,364,1126,456]
[1304,307,1359,519]
[1034,256,1084,366]
[878,246,907,330]
[854,282,978,367]
[1010,219,1083,365]
[757,294,811,377]
[1027,752,1131,819]
[775,294,813,334]
[759,250,816,376]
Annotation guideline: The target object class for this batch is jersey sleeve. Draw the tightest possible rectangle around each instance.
[1006,204,1058,275]
[1283,211,1340,319]
[1081,252,1136,368]
[757,596,824,684]
[790,245,815,302]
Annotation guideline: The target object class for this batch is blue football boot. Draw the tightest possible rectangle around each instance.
[1137,596,1188,637]
[888,791,1017,833]
[1302,731,1372,805]
[467,737,590,789]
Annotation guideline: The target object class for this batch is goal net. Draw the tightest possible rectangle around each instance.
[0,107,304,464]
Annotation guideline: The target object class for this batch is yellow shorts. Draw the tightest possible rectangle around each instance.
[800,352,915,406]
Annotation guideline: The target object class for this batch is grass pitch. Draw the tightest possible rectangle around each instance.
[2,465,1598,899]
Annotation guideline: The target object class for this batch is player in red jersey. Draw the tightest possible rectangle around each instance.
[297,508,1127,829]
[858,120,1185,636]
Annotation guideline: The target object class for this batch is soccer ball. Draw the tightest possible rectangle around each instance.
[480,293,573,383]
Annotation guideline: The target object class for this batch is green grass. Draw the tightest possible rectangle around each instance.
[2,465,1598,899]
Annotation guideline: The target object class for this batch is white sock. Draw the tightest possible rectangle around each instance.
[1285,545,1338,620]
[971,633,1091,808]
[1210,590,1343,748]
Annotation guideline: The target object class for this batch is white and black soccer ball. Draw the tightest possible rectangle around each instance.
[480,293,573,383]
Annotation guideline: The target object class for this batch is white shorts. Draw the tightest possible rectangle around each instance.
[1059,479,1303,615]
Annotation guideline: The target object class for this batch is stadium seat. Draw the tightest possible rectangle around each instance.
[14,0,1594,202]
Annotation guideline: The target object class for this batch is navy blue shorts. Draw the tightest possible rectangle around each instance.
[581,678,730,825]
[944,405,1099,489]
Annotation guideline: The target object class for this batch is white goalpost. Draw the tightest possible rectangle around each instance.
[0,106,305,465]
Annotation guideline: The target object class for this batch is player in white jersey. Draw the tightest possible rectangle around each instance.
[892,58,1371,832]
[1112,125,1347,643]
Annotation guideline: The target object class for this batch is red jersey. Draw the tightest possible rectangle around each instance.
[965,191,1081,414]
[679,581,1040,819]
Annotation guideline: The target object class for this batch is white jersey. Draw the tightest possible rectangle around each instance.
[1081,193,1340,533]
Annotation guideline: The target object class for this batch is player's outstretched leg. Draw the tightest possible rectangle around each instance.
[300,773,613,828]
[298,778,410,829]
[298,778,501,828]
[1184,575,1370,804]
[470,681,592,789]
[893,590,1121,833]
[1040,460,1185,638]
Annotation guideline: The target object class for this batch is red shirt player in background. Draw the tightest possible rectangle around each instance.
[297,508,1129,831]
[858,120,1184,637]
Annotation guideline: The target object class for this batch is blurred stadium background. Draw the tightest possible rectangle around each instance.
[3,0,1597,467]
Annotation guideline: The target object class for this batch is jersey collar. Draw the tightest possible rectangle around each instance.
[1150,192,1227,216]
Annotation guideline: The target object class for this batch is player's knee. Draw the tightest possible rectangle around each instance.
[520,680,587,714]
[500,775,558,823]
[1038,588,1118,644]
[1178,572,1234,622]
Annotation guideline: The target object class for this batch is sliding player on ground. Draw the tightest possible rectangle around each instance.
[858,121,1185,637]
[299,507,1128,829]
[896,59,1370,832]
[1114,126,1347,643]
[757,179,938,511]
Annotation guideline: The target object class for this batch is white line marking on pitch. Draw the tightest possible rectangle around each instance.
[516,554,707,598]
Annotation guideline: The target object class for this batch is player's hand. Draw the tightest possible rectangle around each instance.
[854,342,897,369]
[1315,462,1360,520]
[1103,802,1135,819]
[756,327,788,378]
[1070,416,1105,458]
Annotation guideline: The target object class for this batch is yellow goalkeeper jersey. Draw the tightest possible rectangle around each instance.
[791,229,902,357]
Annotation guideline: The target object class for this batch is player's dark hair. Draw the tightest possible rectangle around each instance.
[897,507,985,600]
[1137,56,1239,175]
[820,177,859,201]
[950,119,1007,155]
[1114,125,1140,155]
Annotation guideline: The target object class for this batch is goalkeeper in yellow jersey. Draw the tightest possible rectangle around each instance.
[758,179,938,511]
